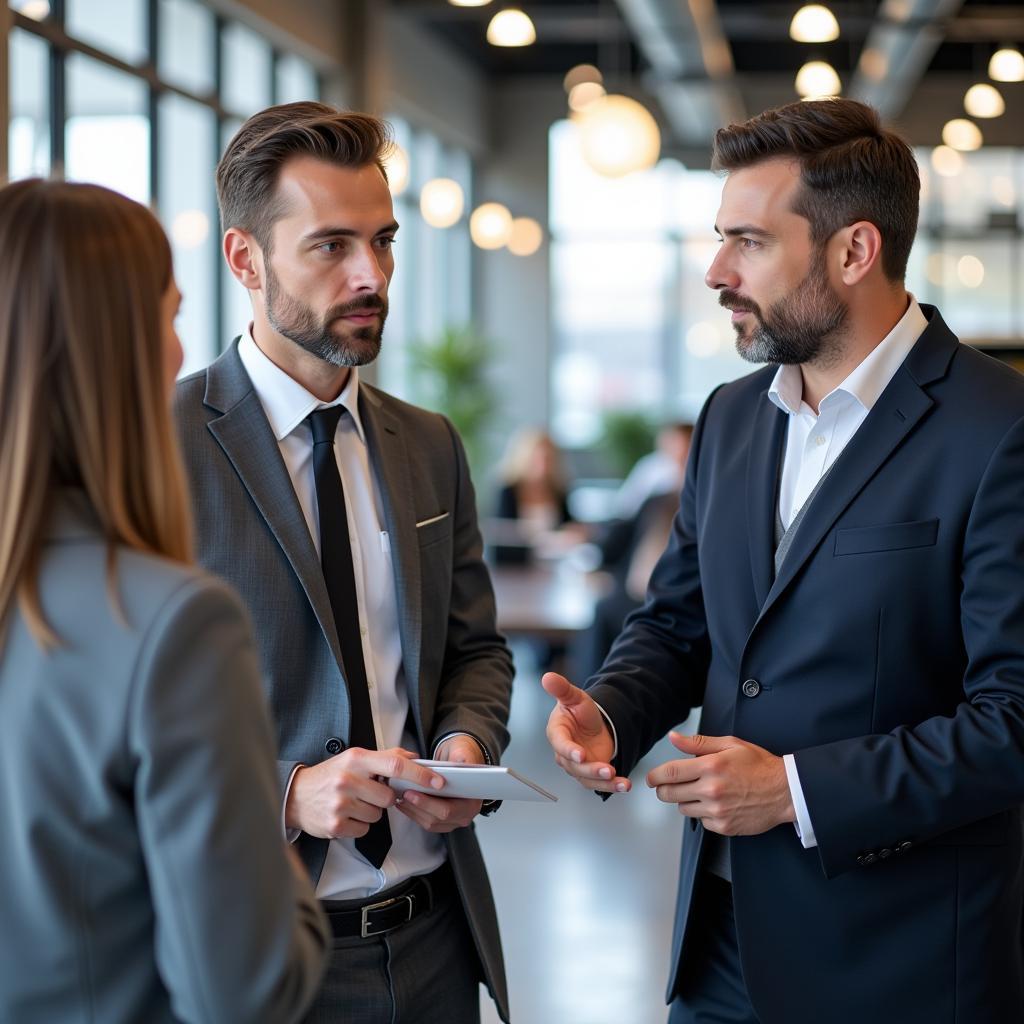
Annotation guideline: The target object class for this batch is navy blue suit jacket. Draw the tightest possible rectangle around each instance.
[588,306,1024,1023]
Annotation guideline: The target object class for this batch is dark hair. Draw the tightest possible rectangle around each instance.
[712,98,919,281]
[216,101,392,252]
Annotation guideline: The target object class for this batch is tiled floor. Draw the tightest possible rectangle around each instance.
[477,644,701,1024]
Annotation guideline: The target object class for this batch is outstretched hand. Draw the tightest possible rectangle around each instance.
[542,672,631,794]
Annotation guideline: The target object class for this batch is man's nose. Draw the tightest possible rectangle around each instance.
[705,248,739,292]
[350,246,388,292]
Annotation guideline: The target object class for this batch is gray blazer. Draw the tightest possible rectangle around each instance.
[175,341,514,1022]
[0,495,328,1024]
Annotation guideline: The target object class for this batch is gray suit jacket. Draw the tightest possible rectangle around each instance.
[175,341,514,1022]
[0,494,329,1024]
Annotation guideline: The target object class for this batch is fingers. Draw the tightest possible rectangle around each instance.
[356,748,446,792]
[646,756,703,789]
[396,793,482,833]
[552,752,631,793]
[668,731,736,756]
[545,717,588,764]
[541,671,584,707]
[437,736,485,765]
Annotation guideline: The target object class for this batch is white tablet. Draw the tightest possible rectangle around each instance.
[390,760,557,802]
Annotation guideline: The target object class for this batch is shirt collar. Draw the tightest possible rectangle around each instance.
[237,325,366,445]
[767,296,928,417]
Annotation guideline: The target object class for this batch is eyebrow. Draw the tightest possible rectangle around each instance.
[714,224,775,240]
[301,221,400,243]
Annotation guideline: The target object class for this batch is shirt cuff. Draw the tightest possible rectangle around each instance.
[592,699,619,760]
[783,753,817,849]
[282,763,304,844]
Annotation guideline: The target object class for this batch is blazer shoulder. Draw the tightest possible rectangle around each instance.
[361,382,454,439]
[948,343,1024,414]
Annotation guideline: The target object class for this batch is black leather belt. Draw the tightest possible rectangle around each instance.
[321,862,454,939]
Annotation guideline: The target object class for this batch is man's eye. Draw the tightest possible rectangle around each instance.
[376,236,395,250]
[741,237,760,250]
[318,241,342,255]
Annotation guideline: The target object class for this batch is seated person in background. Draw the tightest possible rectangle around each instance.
[613,421,693,519]
[492,428,577,564]
[0,179,328,1024]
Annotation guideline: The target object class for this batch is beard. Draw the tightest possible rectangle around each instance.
[264,262,387,368]
[721,249,848,367]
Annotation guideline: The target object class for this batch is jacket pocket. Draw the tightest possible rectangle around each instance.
[834,518,939,556]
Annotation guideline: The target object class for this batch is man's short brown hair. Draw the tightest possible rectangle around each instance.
[215,102,392,253]
[712,98,919,282]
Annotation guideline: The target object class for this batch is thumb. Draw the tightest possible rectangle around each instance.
[669,731,734,756]
[541,671,585,707]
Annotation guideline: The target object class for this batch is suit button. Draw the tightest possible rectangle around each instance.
[878,847,892,860]
[325,737,344,755]
[741,679,761,698]
[862,852,878,865]
[897,841,912,853]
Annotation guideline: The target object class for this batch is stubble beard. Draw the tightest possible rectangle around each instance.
[264,261,387,368]
[723,249,849,368]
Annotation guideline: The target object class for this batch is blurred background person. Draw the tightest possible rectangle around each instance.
[0,179,328,1024]
[613,422,694,519]
[492,427,581,565]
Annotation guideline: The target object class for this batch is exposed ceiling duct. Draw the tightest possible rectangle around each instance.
[849,0,967,120]
[613,0,747,146]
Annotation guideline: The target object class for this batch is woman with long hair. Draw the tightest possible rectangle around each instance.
[0,180,327,1023]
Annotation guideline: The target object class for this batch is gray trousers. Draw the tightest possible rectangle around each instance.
[302,883,483,1024]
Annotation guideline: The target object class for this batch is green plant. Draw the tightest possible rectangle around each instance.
[597,409,657,478]
[408,324,497,475]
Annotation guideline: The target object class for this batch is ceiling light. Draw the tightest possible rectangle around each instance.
[15,0,50,17]
[170,210,209,250]
[508,217,543,256]
[420,178,464,229]
[930,146,963,177]
[564,64,602,93]
[789,5,839,43]
[487,8,536,47]
[992,175,1016,208]
[576,94,661,178]
[964,83,1004,119]
[470,202,513,249]
[448,0,492,6]
[957,255,985,289]
[383,143,410,197]
[859,47,888,82]
[942,118,982,152]
[795,61,841,98]
[568,81,606,112]
[989,47,1024,83]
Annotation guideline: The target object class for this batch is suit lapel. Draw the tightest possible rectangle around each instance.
[746,392,788,609]
[755,308,957,625]
[203,344,345,672]
[359,387,424,717]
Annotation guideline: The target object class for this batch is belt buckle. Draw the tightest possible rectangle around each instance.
[361,893,414,938]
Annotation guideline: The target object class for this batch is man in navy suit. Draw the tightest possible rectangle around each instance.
[544,98,1024,1023]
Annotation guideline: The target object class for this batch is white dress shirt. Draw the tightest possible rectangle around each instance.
[238,328,446,899]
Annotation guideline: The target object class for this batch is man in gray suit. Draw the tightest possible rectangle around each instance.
[175,103,514,1024]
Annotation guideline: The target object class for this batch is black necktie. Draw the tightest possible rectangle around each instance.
[308,406,392,868]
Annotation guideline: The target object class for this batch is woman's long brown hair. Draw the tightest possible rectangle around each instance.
[0,179,193,646]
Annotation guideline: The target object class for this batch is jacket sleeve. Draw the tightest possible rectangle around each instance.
[585,388,721,777]
[129,577,329,1024]
[795,413,1024,878]
[430,418,514,763]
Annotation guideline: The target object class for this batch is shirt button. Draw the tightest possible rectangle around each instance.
[741,678,761,698]
[815,435,826,447]
[325,737,344,755]
[360,626,367,637]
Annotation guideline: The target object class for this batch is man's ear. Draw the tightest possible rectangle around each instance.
[836,220,883,286]
[223,228,264,292]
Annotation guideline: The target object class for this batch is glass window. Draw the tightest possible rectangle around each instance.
[158,0,215,96]
[65,54,149,203]
[158,93,217,374]
[66,0,147,66]
[8,27,50,180]
[221,22,272,119]
[275,53,318,104]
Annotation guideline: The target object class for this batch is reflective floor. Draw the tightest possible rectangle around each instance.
[478,644,701,1024]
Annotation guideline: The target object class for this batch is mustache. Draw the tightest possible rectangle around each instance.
[718,291,760,316]
[329,296,386,318]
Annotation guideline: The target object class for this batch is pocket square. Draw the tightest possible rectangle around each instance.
[416,512,449,528]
